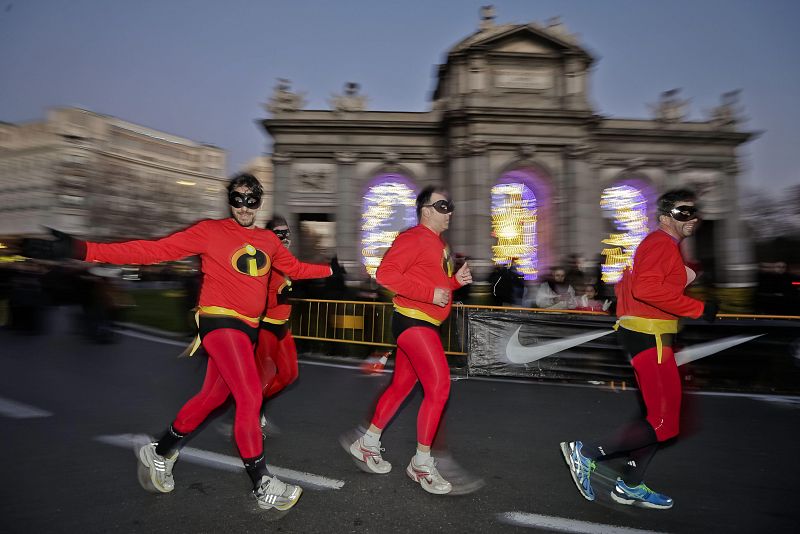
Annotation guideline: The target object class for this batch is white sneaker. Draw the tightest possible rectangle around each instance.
[346,436,392,474]
[406,456,453,495]
[254,475,303,511]
[138,442,178,493]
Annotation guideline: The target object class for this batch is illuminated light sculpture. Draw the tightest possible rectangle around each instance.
[361,176,417,278]
[600,184,650,283]
[491,182,538,280]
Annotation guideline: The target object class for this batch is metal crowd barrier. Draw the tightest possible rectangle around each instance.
[288,298,800,353]
[288,299,613,356]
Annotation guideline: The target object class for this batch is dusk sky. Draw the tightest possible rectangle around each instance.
[1,0,798,192]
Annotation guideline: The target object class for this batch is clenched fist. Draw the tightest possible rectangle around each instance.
[432,287,450,307]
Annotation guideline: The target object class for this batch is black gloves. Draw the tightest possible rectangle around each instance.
[330,256,346,278]
[21,228,87,261]
[702,300,719,323]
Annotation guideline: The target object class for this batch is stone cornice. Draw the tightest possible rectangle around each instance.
[334,151,358,164]
[271,151,292,163]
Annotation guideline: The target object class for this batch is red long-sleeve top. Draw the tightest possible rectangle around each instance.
[84,218,330,320]
[615,229,704,320]
[376,224,462,325]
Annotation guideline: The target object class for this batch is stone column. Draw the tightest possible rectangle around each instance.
[271,151,292,219]
[447,140,470,255]
[717,161,754,287]
[468,139,493,281]
[566,143,600,261]
[335,151,359,271]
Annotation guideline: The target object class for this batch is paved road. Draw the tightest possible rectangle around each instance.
[1,320,798,533]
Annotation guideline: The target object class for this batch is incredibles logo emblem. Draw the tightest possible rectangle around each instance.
[442,247,454,277]
[231,243,270,277]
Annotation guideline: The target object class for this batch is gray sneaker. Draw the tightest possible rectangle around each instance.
[254,475,303,511]
[138,442,178,493]
[345,436,392,474]
[406,456,453,495]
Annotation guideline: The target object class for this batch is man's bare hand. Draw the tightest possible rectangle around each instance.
[433,287,450,307]
[455,262,472,286]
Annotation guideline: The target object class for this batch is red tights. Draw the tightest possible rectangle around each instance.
[171,328,263,459]
[370,327,451,446]
[632,346,681,441]
[254,329,299,398]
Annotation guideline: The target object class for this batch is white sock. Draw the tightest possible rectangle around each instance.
[363,429,381,447]
[415,449,432,465]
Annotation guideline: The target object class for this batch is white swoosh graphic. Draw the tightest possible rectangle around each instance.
[675,334,764,366]
[505,327,615,364]
[505,328,765,366]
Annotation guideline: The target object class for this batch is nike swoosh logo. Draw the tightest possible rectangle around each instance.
[505,328,764,366]
[674,334,764,366]
[505,327,615,364]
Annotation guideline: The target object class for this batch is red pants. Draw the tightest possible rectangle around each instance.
[255,328,299,398]
[370,327,451,446]
[171,329,263,459]
[631,345,681,441]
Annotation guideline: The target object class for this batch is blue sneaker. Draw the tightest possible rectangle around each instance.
[611,479,674,509]
[560,441,596,501]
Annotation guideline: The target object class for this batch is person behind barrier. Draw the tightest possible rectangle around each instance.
[22,173,333,514]
[559,188,718,510]
[342,185,472,495]
[535,266,576,309]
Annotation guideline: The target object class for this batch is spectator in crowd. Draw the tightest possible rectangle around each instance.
[575,284,611,312]
[535,266,576,309]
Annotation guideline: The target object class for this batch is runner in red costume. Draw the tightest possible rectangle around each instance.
[252,217,311,435]
[344,186,472,495]
[22,174,331,513]
[560,188,718,510]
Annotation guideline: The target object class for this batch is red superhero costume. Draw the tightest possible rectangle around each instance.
[369,225,463,446]
[615,229,703,441]
[84,218,330,460]
[254,268,298,398]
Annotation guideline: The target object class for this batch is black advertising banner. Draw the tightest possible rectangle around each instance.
[467,310,622,381]
[466,310,800,394]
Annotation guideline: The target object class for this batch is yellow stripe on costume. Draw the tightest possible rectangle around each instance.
[614,316,678,364]
[261,316,289,325]
[181,306,262,357]
[394,305,442,326]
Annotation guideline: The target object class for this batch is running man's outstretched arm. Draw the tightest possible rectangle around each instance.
[23,221,211,265]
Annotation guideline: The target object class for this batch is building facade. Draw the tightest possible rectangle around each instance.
[0,107,227,241]
[262,12,757,287]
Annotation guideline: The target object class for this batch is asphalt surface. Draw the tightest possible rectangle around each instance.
[1,317,799,533]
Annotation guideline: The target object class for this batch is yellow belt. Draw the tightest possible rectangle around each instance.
[261,316,289,325]
[394,305,442,326]
[614,316,678,364]
[181,306,262,357]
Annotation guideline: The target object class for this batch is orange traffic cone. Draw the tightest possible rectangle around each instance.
[361,350,391,374]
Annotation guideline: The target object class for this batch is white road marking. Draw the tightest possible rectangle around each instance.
[114,328,189,347]
[0,396,53,418]
[94,433,344,490]
[497,511,669,533]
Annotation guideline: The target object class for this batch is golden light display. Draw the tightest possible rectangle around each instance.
[600,184,650,283]
[490,182,538,280]
[360,178,417,278]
